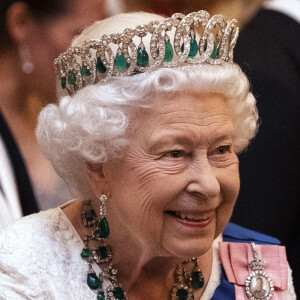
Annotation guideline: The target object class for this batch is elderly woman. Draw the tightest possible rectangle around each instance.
[0,11,296,300]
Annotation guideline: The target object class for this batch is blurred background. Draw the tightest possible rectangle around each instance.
[107,0,264,27]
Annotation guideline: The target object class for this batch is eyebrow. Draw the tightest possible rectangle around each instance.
[148,130,234,153]
[148,135,194,151]
[211,132,234,144]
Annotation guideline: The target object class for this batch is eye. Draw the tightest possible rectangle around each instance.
[216,145,231,154]
[165,150,185,158]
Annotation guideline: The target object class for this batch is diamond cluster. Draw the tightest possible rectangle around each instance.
[54,10,239,95]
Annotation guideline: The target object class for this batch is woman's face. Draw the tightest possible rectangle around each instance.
[104,92,240,259]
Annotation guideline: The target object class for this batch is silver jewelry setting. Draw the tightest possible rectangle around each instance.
[245,242,274,300]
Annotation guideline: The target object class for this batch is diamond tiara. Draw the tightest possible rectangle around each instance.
[54,11,239,96]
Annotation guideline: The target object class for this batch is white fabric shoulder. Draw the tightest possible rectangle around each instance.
[0,208,96,300]
[287,263,297,300]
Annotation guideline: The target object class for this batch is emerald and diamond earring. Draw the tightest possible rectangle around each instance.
[81,196,127,300]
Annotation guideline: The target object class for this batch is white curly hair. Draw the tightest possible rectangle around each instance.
[36,12,258,198]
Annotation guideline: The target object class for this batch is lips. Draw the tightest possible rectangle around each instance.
[168,210,213,222]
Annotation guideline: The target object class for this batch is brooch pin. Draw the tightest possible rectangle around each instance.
[245,242,274,300]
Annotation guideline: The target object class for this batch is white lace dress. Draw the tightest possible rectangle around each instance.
[0,206,296,300]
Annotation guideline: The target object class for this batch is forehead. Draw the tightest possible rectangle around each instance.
[131,92,234,146]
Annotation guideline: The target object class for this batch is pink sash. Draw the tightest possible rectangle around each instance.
[219,242,288,300]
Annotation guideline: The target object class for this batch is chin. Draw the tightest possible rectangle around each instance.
[161,221,219,259]
[162,235,215,260]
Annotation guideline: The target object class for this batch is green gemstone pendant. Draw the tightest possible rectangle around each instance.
[176,288,189,300]
[113,287,125,299]
[84,209,96,222]
[80,248,90,259]
[163,41,173,62]
[181,36,199,58]
[191,270,204,289]
[204,41,219,59]
[115,52,127,70]
[97,291,105,300]
[61,76,66,89]
[96,246,109,259]
[96,57,107,73]
[188,36,199,58]
[210,42,219,59]
[137,47,149,67]
[81,64,91,76]
[182,39,198,57]
[97,217,110,238]
[87,273,101,290]
[67,71,76,86]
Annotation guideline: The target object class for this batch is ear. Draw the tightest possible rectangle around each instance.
[87,163,111,199]
[5,2,37,44]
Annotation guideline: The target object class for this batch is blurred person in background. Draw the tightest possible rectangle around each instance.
[0,0,106,227]
[122,0,263,26]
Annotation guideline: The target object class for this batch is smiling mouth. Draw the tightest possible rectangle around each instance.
[167,210,213,222]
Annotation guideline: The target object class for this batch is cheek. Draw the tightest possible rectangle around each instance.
[215,163,240,234]
[216,156,240,200]
[223,173,240,203]
[106,158,162,220]
[120,150,187,194]
[106,160,176,243]
[39,19,79,56]
[107,155,187,219]
[46,26,74,55]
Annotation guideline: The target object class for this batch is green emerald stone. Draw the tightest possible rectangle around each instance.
[191,270,204,289]
[85,209,96,221]
[189,37,199,58]
[114,53,127,70]
[176,288,188,300]
[164,42,173,62]
[137,47,149,67]
[61,76,66,89]
[87,273,101,290]
[113,287,125,299]
[96,246,108,259]
[204,41,219,59]
[97,217,110,238]
[80,248,90,259]
[181,37,199,58]
[96,57,107,73]
[67,71,76,86]
[97,291,105,300]
[210,42,219,59]
[81,64,91,76]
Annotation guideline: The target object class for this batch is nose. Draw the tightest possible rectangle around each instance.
[185,157,220,199]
